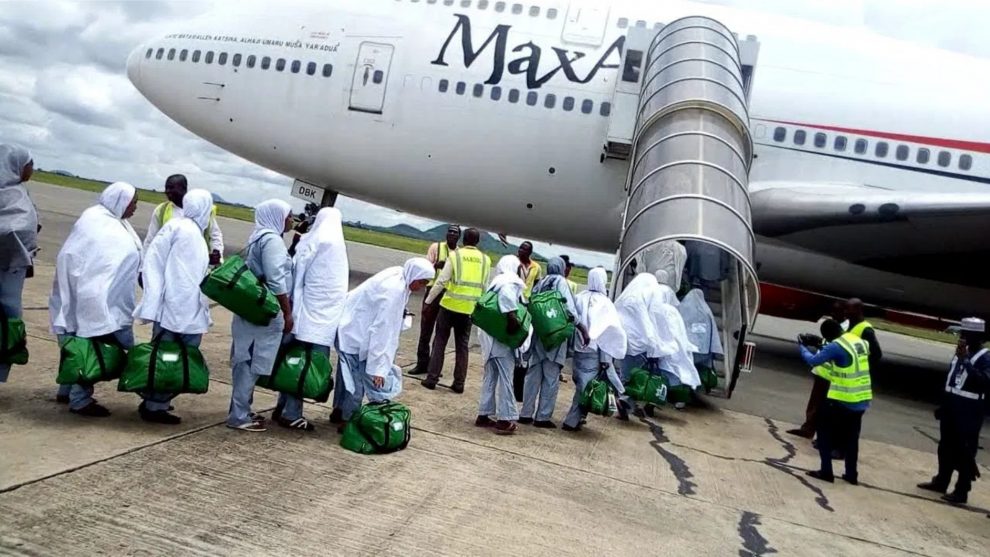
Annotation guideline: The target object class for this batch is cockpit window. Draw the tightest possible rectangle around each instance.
[145,48,153,59]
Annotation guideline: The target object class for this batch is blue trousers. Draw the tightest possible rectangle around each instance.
[57,328,135,410]
[565,351,628,428]
[0,267,27,383]
[521,358,561,422]
[144,324,202,412]
[478,356,519,421]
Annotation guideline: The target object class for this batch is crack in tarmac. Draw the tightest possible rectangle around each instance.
[638,416,697,496]
[737,511,777,556]
[764,418,834,512]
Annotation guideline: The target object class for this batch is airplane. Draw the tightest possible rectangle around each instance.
[124,0,990,326]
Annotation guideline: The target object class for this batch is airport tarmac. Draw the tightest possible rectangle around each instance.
[0,182,987,556]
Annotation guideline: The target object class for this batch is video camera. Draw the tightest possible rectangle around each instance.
[293,202,320,234]
[797,333,823,349]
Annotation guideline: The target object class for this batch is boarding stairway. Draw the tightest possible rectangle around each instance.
[606,17,760,398]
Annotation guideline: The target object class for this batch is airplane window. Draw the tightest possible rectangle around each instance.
[192,50,201,63]
[937,151,951,167]
[444,0,454,6]
[544,94,556,108]
[854,138,867,154]
[322,63,333,77]
[618,18,629,29]
[600,102,612,116]
[473,83,484,97]
[490,86,502,100]
[145,48,153,59]
[793,130,806,145]
[526,91,538,106]
[180,49,188,62]
[895,145,909,161]
[814,132,826,148]
[529,6,540,16]
[636,20,647,28]
[167,48,176,61]
[261,56,271,70]
[834,136,847,151]
[455,81,466,95]
[959,154,973,171]
[291,60,301,73]
[916,148,930,164]
[654,22,664,30]
[478,0,489,8]
[276,58,286,71]
[156,48,164,60]
[581,99,594,114]
[218,52,228,65]
[373,70,384,84]
[563,97,575,111]
[439,79,449,92]
[547,8,558,19]
[460,0,471,7]
[233,54,242,67]
[205,51,214,64]
[772,127,786,142]
[247,55,256,68]
[306,62,316,75]
[875,142,888,158]
[512,4,523,15]
[495,1,506,12]
[508,88,520,103]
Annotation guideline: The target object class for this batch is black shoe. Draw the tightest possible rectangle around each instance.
[407,367,429,376]
[139,405,182,425]
[562,423,581,432]
[805,470,834,483]
[56,394,70,404]
[450,384,464,394]
[70,402,111,418]
[518,417,534,425]
[616,399,631,421]
[475,416,496,428]
[841,474,858,486]
[421,381,437,391]
[786,428,814,439]
[942,491,968,505]
[917,480,948,494]
[534,420,557,429]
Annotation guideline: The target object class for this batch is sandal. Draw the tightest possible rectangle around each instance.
[227,421,266,432]
[277,417,315,431]
[494,421,518,435]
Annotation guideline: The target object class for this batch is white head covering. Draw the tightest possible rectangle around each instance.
[402,257,434,287]
[99,182,137,219]
[679,289,723,356]
[181,189,214,232]
[291,207,349,347]
[249,199,291,243]
[657,283,679,307]
[614,273,678,358]
[575,267,627,360]
[489,254,524,290]
[0,144,31,188]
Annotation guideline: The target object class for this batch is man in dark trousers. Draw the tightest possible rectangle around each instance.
[918,318,989,505]
[788,301,848,439]
[409,224,460,376]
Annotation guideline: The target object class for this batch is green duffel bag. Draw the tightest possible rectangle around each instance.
[528,288,575,350]
[471,290,531,349]
[256,341,333,402]
[0,311,28,366]
[200,254,280,326]
[625,368,669,406]
[579,374,615,417]
[340,401,411,455]
[56,335,127,385]
[118,335,209,394]
[700,366,719,392]
[668,384,694,405]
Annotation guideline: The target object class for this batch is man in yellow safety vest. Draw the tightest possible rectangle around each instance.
[410,224,461,375]
[847,298,882,368]
[799,319,872,485]
[422,228,491,393]
[143,174,224,265]
[518,241,542,302]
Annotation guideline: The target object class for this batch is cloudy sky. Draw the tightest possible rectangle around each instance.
[1,0,987,266]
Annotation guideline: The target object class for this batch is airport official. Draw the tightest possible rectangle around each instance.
[917,318,989,505]
[290,208,349,429]
[226,200,295,433]
[411,224,460,376]
[847,298,883,368]
[134,189,215,425]
[143,174,225,265]
[788,301,850,439]
[0,144,37,384]
[800,319,872,485]
[422,228,491,392]
[518,241,542,302]
[49,182,142,417]
[333,258,433,426]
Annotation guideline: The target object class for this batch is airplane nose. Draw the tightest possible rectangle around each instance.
[126,45,143,88]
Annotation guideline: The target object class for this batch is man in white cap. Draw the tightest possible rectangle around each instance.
[917,317,989,505]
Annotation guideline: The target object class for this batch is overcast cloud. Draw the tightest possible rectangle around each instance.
[0,0,986,267]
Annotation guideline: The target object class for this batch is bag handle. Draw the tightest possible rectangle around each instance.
[225,233,269,289]
[179,340,191,393]
[294,342,313,399]
[146,330,168,391]
[91,338,109,382]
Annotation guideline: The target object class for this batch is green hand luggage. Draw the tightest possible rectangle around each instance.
[340,401,411,455]
[625,368,669,406]
[471,290,531,349]
[0,308,28,366]
[256,341,333,402]
[700,367,719,392]
[668,384,694,405]
[579,374,614,417]
[528,288,575,350]
[56,335,127,385]
[118,335,209,394]
[200,253,280,326]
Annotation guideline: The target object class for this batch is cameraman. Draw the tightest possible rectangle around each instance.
[288,202,320,257]
[799,318,873,485]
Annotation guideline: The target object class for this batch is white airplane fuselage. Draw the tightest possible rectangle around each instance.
[126,0,990,319]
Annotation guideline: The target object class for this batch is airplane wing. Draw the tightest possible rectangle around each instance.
[750,182,990,286]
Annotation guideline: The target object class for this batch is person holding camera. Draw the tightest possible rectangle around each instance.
[799,318,873,485]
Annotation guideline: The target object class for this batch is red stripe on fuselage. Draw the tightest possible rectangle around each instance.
[762,119,990,154]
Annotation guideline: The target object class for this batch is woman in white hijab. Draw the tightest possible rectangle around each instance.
[333,257,433,428]
[678,288,723,373]
[614,273,679,382]
[134,189,215,425]
[0,144,37,384]
[279,208,349,429]
[655,281,702,398]
[227,199,295,432]
[563,267,631,431]
[475,255,528,435]
[49,182,141,416]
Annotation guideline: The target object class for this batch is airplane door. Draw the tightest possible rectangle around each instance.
[349,42,394,114]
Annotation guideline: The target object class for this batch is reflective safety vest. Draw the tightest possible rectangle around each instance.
[566,278,578,295]
[428,242,452,287]
[156,201,218,244]
[848,320,874,339]
[440,247,491,315]
[522,261,542,302]
[823,333,872,403]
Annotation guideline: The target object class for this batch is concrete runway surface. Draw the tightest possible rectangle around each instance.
[0,182,987,556]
